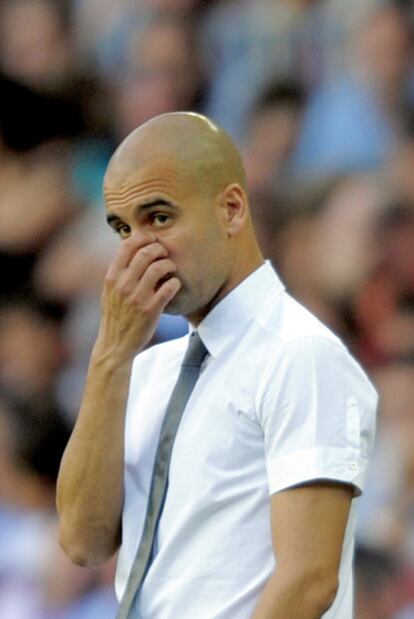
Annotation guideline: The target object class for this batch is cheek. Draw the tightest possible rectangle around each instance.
[157,239,195,286]
[161,230,198,264]
[161,219,228,281]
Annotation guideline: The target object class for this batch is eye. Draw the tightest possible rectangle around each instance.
[151,213,171,228]
[115,224,131,239]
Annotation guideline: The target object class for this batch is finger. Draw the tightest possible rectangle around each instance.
[151,276,182,312]
[136,259,177,296]
[108,239,164,277]
[127,242,168,281]
[109,237,143,273]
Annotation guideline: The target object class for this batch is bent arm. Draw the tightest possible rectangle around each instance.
[56,238,181,566]
[251,482,353,619]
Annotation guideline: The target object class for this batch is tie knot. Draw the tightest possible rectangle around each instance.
[182,332,208,367]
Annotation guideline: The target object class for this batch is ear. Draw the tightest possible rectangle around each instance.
[218,183,248,237]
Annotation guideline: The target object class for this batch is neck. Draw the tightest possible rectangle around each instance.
[187,242,264,326]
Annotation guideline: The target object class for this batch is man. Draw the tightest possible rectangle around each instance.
[57,112,377,618]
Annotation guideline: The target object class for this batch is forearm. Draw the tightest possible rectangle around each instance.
[57,345,133,566]
[251,569,337,619]
[57,238,181,565]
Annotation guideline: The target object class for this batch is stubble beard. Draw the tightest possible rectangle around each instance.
[163,284,202,318]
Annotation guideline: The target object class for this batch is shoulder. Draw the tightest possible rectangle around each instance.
[257,289,343,347]
[255,291,377,405]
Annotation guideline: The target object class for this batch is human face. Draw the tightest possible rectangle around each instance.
[104,157,233,323]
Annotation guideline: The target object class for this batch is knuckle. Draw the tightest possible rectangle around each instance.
[115,271,127,288]
[161,258,173,270]
[118,281,133,297]
[116,284,128,298]
[142,242,159,255]
[104,271,116,286]
[114,273,133,296]
[149,261,164,275]
[155,258,175,273]
[134,245,154,264]
[145,242,165,257]
[140,303,154,317]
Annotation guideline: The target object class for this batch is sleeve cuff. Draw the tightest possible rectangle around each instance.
[266,446,366,497]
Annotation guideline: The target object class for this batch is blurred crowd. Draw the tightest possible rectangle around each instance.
[0,0,414,617]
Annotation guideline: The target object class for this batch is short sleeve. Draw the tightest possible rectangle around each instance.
[256,336,377,496]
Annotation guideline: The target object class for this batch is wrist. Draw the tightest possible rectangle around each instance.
[90,341,137,373]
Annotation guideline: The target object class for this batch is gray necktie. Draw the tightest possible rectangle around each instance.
[116,331,208,619]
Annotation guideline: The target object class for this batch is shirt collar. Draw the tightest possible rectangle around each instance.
[196,261,285,358]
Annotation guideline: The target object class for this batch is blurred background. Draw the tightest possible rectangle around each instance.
[0,0,413,617]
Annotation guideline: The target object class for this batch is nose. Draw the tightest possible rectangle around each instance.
[129,227,157,249]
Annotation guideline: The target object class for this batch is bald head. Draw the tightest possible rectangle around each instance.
[105,112,247,199]
[103,112,263,323]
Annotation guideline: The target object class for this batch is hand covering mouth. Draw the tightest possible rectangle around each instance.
[154,272,175,292]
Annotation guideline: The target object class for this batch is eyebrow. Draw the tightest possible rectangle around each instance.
[106,198,178,226]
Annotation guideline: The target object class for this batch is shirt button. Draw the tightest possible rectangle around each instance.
[349,462,357,470]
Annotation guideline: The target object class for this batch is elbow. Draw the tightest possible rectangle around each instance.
[58,519,120,567]
[315,584,339,616]
[276,565,339,618]
[304,573,339,617]
[59,537,94,567]
[58,530,102,567]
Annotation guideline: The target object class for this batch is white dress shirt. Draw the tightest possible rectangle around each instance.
[115,261,377,618]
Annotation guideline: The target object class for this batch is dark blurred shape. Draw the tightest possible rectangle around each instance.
[0,392,71,488]
[0,393,118,619]
[0,73,83,152]
[249,186,299,266]
[255,80,306,112]
[355,544,400,591]
[354,202,414,365]
[0,140,77,300]
[0,0,110,152]
[252,173,388,346]
[355,544,404,619]
[243,79,306,193]
[0,392,70,513]
[0,296,66,406]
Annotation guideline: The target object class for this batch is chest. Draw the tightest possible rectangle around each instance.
[124,350,268,503]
